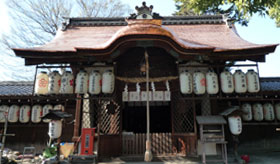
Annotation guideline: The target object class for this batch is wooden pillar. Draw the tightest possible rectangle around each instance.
[144,49,153,162]
[71,65,82,141]
[72,94,82,141]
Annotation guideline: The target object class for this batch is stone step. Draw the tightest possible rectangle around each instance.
[68,155,96,164]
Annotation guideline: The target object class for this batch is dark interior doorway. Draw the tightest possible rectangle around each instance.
[122,103,172,133]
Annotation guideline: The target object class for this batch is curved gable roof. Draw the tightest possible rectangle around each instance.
[13,16,278,64]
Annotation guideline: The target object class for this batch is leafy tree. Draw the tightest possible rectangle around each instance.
[0,0,132,80]
[174,0,280,26]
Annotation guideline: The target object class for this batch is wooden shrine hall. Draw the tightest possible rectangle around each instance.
[10,1,279,162]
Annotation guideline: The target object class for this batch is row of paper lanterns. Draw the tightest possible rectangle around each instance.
[241,103,280,121]
[35,69,115,95]
[179,69,260,95]
[228,102,280,136]
[0,104,64,123]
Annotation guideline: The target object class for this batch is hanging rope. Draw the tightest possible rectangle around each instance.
[115,76,178,83]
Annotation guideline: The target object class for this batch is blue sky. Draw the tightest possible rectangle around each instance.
[0,0,279,80]
[234,15,280,77]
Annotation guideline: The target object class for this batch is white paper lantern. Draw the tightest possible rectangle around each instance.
[60,71,74,94]
[75,70,89,94]
[31,105,42,123]
[0,105,9,123]
[48,71,61,94]
[179,70,192,94]
[275,103,280,121]
[48,120,62,139]
[53,104,64,111]
[8,105,20,123]
[193,71,206,95]
[241,103,252,121]
[228,116,242,135]
[35,71,49,95]
[252,103,264,121]
[102,70,115,94]
[233,70,247,93]
[263,103,275,121]
[246,70,260,93]
[206,71,219,94]
[42,104,53,123]
[89,70,102,95]
[220,70,234,94]
[19,105,31,123]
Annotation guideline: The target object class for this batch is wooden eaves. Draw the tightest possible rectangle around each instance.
[12,15,278,65]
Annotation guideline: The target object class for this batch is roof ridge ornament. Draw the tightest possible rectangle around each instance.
[222,14,233,28]
[61,18,70,31]
[128,1,162,20]
[136,1,153,16]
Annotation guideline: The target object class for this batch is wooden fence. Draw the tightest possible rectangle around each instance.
[122,133,173,155]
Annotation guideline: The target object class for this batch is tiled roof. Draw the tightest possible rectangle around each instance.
[14,22,276,53]
[13,15,277,64]
[0,78,279,96]
[0,81,33,96]
[67,15,226,27]
[260,78,280,92]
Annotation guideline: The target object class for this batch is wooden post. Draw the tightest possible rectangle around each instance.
[57,138,61,163]
[144,50,153,162]
[0,113,8,164]
[73,94,82,141]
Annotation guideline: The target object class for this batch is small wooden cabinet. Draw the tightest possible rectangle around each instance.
[196,116,228,164]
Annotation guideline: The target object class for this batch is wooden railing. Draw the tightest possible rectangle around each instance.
[122,133,173,155]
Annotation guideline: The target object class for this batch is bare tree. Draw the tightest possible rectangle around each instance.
[0,0,132,81]
[76,0,132,17]
[3,0,73,47]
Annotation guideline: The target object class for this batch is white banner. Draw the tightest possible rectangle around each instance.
[122,91,171,102]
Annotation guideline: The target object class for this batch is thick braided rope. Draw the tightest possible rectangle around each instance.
[116,76,178,83]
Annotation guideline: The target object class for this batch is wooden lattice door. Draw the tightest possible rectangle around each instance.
[171,91,197,156]
[90,99,122,157]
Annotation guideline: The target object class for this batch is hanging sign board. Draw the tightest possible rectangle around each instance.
[122,92,129,102]
[129,91,141,102]
[152,91,164,101]
[122,91,171,102]
[164,91,171,101]
[141,91,152,101]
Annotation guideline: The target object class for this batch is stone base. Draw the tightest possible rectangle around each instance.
[68,155,96,164]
